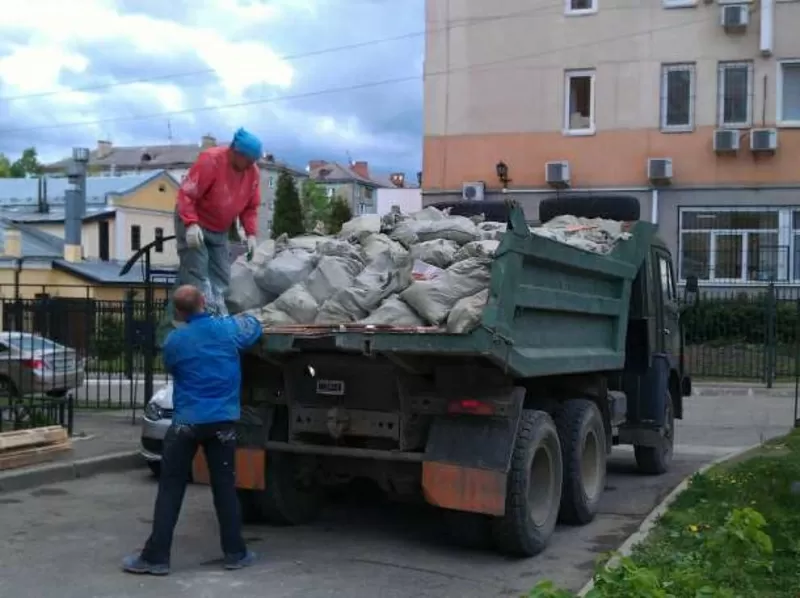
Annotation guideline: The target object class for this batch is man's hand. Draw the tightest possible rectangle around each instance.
[186,224,204,249]
[246,235,257,261]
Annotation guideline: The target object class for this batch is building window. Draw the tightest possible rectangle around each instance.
[679,209,787,283]
[778,60,800,126]
[565,0,597,15]
[717,61,753,128]
[131,225,141,252]
[660,63,695,131]
[268,176,274,188]
[326,187,335,198]
[154,227,164,253]
[364,187,373,200]
[564,69,595,135]
[98,220,110,261]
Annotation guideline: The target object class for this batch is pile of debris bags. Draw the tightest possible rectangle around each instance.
[224,208,630,334]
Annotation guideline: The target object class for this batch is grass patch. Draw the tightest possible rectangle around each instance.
[529,428,800,597]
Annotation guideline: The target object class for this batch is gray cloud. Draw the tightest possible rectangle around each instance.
[0,0,424,176]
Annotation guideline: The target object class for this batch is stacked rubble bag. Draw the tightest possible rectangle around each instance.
[224,207,632,335]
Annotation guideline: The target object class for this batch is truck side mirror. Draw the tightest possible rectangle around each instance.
[684,275,699,305]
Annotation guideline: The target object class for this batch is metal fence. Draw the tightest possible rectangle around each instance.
[682,284,800,385]
[0,285,171,431]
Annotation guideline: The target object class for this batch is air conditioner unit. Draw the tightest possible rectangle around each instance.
[721,4,748,30]
[545,161,571,188]
[648,158,673,183]
[713,129,740,153]
[750,128,778,153]
[462,181,485,201]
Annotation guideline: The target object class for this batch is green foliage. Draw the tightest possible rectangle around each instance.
[94,315,125,361]
[300,179,331,233]
[0,153,11,177]
[271,169,304,238]
[530,428,800,597]
[326,195,353,234]
[0,147,42,178]
[681,293,798,345]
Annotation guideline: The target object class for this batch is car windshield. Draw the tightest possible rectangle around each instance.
[2,333,63,353]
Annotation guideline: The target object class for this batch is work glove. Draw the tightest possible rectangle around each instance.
[246,235,257,261]
[185,224,204,249]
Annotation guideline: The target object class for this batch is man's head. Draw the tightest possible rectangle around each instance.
[173,285,206,321]
[229,127,263,172]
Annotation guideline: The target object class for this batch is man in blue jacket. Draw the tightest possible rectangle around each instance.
[122,284,263,575]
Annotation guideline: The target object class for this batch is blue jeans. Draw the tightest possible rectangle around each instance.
[141,422,246,565]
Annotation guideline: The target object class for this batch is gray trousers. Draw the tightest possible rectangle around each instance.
[157,212,231,346]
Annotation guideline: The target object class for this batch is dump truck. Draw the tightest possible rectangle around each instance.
[192,195,692,557]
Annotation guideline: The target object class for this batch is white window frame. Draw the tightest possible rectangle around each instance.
[717,61,754,128]
[660,63,695,132]
[678,207,793,284]
[777,59,800,128]
[662,0,698,7]
[563,69,596,136]
[564,0,597,15]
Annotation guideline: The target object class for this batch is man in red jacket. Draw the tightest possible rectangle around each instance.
[171,127,262,320]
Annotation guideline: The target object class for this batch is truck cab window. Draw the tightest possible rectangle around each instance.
[658,256,676,303]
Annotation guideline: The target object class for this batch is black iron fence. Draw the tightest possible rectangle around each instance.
[681,284,800,384]
[0,285,171,427]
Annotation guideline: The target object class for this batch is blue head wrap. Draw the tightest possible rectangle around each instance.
[231,127,263,161]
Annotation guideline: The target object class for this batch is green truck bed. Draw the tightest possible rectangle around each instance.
[257,205,656,379]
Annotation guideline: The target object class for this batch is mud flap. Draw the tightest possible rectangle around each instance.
[619,354,670,447]
[192,446,266,490]
[421,388,525,517]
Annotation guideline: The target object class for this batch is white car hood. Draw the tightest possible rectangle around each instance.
[149,384,174,409]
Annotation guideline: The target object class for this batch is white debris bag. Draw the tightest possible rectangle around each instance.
[272,283,319,323]
[400,257,493,325]
[226,257,272,313]
[339,214,381,241]
[317,239,365,264]
[410,239,458,269]
[453,240,500,262]
[305,255,364,304]
[361,233,409,266]
[250,239,277,266]
[531,215,631,255]
[258,248,317,296]
[446,289,489,334]
[411,206,449,221]
[411,259,445,281]
[360,295,426,327]
[285,234,327,252]
[415,216,480,245]
[246,304,297,327]
[478,222,507,241]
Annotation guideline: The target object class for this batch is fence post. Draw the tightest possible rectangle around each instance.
[123,290,135,381]
[764,283,777,388]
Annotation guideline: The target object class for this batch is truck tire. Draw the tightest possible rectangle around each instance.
[634,390,675,475]
[491,410,563,557]
[442,510,493,550]
[538,195,640,224]
[554,399,607,525]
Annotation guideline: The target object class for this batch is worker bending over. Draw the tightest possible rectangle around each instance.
[123,284,263,575]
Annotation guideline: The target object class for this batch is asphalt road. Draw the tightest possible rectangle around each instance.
[0,388,794,598]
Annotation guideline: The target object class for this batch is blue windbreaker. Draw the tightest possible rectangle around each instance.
[162,313,263,425]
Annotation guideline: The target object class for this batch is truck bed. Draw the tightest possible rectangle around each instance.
[255,206,657,379]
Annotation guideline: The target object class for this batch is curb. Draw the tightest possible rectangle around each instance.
[576,442,762,597]
[0,451,146,494]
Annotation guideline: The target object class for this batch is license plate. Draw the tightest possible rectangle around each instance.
[316,379,345,396]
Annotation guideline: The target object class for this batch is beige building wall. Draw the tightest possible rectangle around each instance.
[114,208,177,266]
[424,0,800,189]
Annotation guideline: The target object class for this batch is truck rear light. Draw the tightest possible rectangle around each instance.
[447,398,495,416]
[21,359,44,370]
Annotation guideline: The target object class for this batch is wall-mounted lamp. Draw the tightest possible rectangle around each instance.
[495,161,511,189]
[416,171,422,186]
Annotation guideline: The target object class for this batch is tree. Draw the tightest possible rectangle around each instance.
[300,179,331,233]
[9,147,43,178]
[327,195,353,234]
[0,153,11,178]
[271,169,304,238]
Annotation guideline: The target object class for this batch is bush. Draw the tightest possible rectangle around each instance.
[681,293,800,346]
[326,195,352,234]
[271,170,304,238]
[94,315,125,361]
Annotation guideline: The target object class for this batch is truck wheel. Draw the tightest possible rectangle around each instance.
[539,195,640,224]
[554,399,607,525]
[634,390,675,475]
[442,510,493,550]
[248,453,322,525]
[491,410,563,557]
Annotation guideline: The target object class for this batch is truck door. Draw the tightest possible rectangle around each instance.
[654,251,680,357]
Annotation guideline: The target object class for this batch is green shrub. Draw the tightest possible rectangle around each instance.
[94,315,125,361]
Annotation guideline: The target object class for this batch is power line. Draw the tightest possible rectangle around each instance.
[0,13,713,136]
[0,1,661,104]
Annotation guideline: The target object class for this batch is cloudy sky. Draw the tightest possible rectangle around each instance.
[0,0,425,176]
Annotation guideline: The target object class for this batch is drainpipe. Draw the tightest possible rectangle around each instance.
[650,188,659,225]
[14,257,25,301]
[760,0,774,57]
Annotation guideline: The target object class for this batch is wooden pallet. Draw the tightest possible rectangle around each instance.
[0,426,72,471]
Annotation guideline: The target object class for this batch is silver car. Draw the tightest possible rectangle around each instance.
[0,332,85,398]
[140,383,173,476]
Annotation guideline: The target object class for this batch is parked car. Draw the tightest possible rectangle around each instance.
[140,383,173,476]
[0,332,86,398]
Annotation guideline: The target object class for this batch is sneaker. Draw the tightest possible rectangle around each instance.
[223,550,257,570]
[121,554,170,576]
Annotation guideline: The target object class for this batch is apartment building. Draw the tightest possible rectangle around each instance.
[423,0,800,286]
